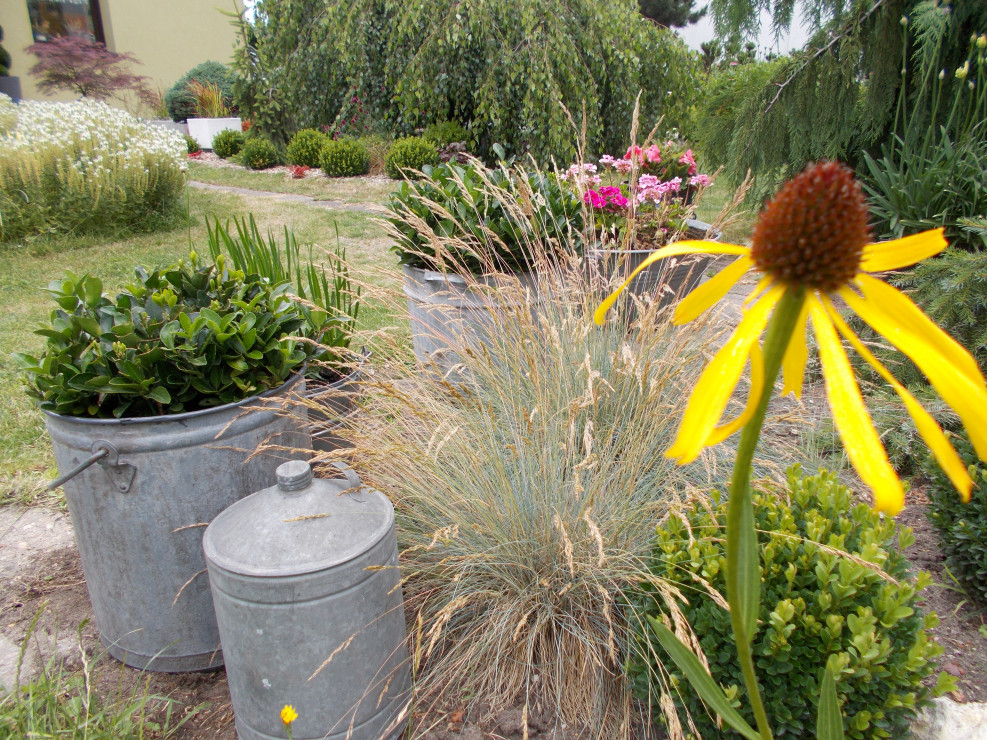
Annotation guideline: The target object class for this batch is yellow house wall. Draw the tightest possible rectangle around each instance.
[1,0,242,105]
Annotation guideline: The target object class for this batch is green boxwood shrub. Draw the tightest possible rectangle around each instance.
[286,128,328,168]
[165,61,233,122]
[212,129,245,159]
[319,138,369,177]
[386,159,583,274]
[240,138,278,170]
[184,133,200,154]
[385,137,439,180]
[924,431,987,603]
[627,468,947,740]
[423,120,468,147]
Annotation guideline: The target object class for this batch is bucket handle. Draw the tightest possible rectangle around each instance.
[48,441,137,493]
[329,461,362,491]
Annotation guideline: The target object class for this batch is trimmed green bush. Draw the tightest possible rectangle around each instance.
[165,61,233,122]
[924,431,987,603]
[628,467,947,740]
[384,137,438,180]
[319,138,370,177]
[240,138,278,170]
[212,129,245,159]
[286,128,327,168]
[184,133,200,154]
[423,120,468,147]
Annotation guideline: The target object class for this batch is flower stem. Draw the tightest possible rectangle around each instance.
[726,286,806,740]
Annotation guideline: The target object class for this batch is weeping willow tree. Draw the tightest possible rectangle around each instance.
[231,0,698,163]
[698,0,987,195]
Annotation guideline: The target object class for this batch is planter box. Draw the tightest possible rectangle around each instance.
[145,119,188,136]
[0,77,21,102]
[187,116,241,150]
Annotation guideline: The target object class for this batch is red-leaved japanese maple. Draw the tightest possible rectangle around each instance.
[27,37,149,101]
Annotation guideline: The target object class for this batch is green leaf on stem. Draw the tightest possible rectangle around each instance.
[817,665,844,740]
[647,617,761,740]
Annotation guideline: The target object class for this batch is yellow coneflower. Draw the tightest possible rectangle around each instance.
[595,160,987,515]
[281,704,298,726]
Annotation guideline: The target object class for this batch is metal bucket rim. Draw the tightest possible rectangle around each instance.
[303,347,370,401]
[42,372,304,428]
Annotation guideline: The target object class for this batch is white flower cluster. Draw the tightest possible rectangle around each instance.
[2,99,186,181]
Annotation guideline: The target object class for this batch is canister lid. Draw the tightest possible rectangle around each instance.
[203,461,395,577]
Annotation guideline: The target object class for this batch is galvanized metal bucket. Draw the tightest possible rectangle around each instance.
[586,219,719,311]
[44,375,310,672]
[403,265,541,378]
[304,348,369,453]
[203,460,411,740]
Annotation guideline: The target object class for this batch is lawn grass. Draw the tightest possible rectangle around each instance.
[188,161,398,203]
[0,185,397,505]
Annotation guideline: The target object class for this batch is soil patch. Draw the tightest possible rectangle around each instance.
[897,486,987,704]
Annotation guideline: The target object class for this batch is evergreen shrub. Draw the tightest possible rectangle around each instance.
[165,61,233,122]
[212,129,245,159]
[240,138,278,170]
[184,133,200,154]
[923,431,987,604]
[286,128,327,168]
[384,137,438,180]
[423,120,468,147]
[319,138,369,177]
[627,468,948,740]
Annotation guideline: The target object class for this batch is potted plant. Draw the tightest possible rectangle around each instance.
[0,25,21,101]
[564,139,719,306]
[14,256,325,672]
[185,79,241,151]
[384,152,584,375]
[205,214,363,452]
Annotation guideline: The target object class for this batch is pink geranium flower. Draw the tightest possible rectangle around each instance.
[689,174,711,188]
[614,158,633,173]
[584,189,606,209]
[645,144,661,163]
[678,149,697,176]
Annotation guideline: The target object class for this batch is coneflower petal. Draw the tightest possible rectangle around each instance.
[666,284,783,464]
[843,278,987,459]
[809,299,904,515]
[705,342,764,446]
[781,300,811,399]
[673,255,753,325]
[822,298,972,501]
[859,229,948,273]
[593,242,749,325]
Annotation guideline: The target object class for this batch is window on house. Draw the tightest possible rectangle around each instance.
[27,0,105,44]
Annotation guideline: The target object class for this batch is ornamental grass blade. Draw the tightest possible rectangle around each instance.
[648,617,760,740]
[817,666,844,740]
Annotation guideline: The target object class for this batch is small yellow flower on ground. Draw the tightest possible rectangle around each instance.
[281,704,298,725]
[595,160,987,515]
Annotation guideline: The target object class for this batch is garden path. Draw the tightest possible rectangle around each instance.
[188,180,387,214]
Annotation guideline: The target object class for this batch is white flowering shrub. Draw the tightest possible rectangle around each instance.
[0,99,187,241]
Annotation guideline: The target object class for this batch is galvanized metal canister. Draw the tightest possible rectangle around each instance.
[203,460,411,740]
[44,375,310,672]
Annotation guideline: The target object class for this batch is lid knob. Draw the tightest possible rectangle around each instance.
[276,460,313,492]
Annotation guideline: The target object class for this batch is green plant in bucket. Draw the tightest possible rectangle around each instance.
[595,161,987,739]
